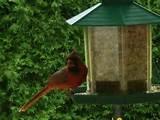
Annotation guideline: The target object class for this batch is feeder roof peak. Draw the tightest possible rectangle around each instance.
[66,1,160,26]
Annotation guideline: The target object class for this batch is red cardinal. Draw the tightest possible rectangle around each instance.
[19,50,87,112]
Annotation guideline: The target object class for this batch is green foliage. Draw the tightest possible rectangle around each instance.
[1,0,160,119]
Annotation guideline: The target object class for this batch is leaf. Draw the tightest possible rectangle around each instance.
[4,70,18,80]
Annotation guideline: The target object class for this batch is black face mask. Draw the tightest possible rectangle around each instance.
[68,66,79,74]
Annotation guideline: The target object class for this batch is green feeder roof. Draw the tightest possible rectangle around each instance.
[66,0,160,26]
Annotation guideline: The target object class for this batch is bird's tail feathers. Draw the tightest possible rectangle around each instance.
[19,86,51,112]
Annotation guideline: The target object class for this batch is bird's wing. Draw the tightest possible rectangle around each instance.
[48,67,67,83]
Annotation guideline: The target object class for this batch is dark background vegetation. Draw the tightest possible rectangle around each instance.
[0,0,160,119]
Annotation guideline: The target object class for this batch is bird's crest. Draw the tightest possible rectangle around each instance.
[67,49,81,61]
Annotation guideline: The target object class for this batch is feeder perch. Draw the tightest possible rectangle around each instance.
[67,0,160,104]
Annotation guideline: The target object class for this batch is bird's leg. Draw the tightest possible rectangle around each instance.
[65,88,74,101]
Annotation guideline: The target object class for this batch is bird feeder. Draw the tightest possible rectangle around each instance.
[66,0,160,104]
